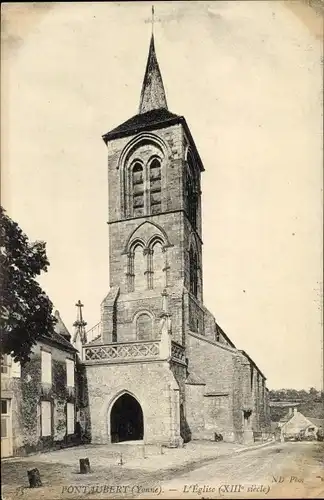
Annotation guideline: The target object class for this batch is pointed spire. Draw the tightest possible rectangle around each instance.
[139,31,168,114]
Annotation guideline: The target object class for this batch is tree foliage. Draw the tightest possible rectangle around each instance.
[0,206,56,364]
[269,388,324,421]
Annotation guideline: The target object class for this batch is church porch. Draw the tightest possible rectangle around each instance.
[81,340,185,447]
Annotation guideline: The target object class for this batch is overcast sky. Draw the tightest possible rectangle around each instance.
[2,1,323,390]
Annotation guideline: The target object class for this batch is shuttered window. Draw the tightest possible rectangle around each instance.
[41,350,52,385]
[41,401,52,437]
[66,359,74,388]
[67,403,75,435]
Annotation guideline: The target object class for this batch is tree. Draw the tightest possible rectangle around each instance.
[0,206,56,364]
[269,388,324,421]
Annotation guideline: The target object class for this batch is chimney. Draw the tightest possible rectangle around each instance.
[293,407,297,415]
[289,407,293,415]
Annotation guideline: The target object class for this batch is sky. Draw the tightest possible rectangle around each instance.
[1,1,323,390]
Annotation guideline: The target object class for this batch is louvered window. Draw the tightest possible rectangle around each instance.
[189,248,198,297]
[132,162,144,216]
[149,159,161,214]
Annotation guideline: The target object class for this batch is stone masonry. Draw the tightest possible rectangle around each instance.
[80,33,271,447]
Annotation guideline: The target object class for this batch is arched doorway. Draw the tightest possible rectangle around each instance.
[110,393,144,443]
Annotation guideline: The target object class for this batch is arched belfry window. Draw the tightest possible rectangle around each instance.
[127,154,163,217]
[189,247,198,297]
[149,158,162,214]
[187,175,198,230]
[132,162,144,217]
[185,153,199,230]
[136,313,153,340]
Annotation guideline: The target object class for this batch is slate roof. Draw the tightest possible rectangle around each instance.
[41,330,76,352]
[102,108,182,142]
[54,310,71,341]
[102,109,205,172]
[239,350,267,380]
[41,310,76,352]
[139,34,168,114]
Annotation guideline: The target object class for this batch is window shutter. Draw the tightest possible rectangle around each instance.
[66,359,75,388]
[41,351,52,385]
[41,401,52,437]
[67,403,75,434]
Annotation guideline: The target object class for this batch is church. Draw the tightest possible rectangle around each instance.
[76,31,271,447]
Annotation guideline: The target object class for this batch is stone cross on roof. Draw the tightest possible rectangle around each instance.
[73,299,87,345]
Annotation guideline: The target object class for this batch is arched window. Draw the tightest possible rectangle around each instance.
[133,244,146,291]
[186,157,198,230]
[136,313,153,340]
[189,247,198,297]
[132,162,144,217]
[188,178,198,229]
[149,158,162,214]
[152,241,165,288]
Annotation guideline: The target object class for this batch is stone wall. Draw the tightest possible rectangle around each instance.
[108,213,186,293]
[185,383,206,437]
[185,331,238,440]
[84,360,182,446]
[10,341,78,456]
[93,116,271,448]
[107,125,184,223]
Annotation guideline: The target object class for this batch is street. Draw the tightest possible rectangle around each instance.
[158,442,324,499]
[1,442,323,499]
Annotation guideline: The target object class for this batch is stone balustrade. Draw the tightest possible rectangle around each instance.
[171,341,187,364]
[83,339,186,365]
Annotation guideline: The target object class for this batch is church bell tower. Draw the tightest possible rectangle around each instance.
[101,30,205,345]
[82,17,270,447]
